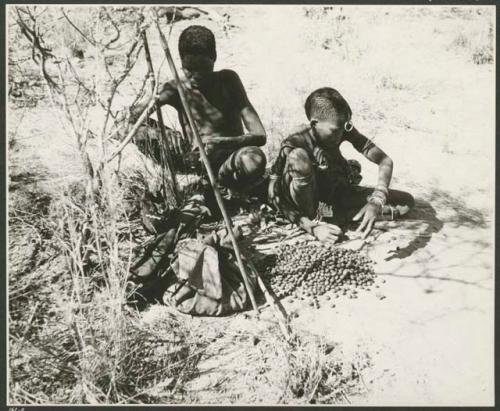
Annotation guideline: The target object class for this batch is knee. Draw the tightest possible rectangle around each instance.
[389,189,415,212]
[287,148,313,178]
[401,191,415,209]
[235,146,267,180]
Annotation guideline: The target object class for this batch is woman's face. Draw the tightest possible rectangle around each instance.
[312,110,350,149]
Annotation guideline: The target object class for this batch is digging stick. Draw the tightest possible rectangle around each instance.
[154,17,259,314]
[141,30,181,205]
[249,263,291,340]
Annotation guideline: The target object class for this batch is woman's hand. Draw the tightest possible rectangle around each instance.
[353,202,381,239]
[311,222,342,243]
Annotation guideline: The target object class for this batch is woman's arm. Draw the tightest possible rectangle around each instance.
[346,128,394,238]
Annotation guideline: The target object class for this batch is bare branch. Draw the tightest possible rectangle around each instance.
[61,9,97,47]
[15,6,59,90]
[102,8,121,49]
[129,71,151,109]
[167,7,177,40]
[100,29,144,142]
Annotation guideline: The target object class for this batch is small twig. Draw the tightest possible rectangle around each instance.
[9,215,43,243]
[9,105,29,142]
[129,71,151,109]
[167,7,177,39]
[102,8,121,49]
[141,29,180,204]
[61,9,96,46]
[100,34,143,146]
[15,6,59,90]
[16,301,41,351]
[341,389,351,404]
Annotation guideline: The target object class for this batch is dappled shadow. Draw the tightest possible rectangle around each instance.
[8,188,52,219]
[8,155,52,197]
[377,271,492,290]
[9,171,43,192]
[420,186,489,229]
[371,215,493,294]
[374,239,493,294]
[322,197,444,261]
[383,198,443,261]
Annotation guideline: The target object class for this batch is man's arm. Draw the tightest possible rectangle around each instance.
[204,70,266,150]
[206,103,266,148]
[129,80,178,123]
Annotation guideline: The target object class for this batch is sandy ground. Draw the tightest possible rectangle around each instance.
[226,6,495,405]
[8,5,495,406]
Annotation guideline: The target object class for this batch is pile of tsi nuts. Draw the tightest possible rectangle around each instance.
[260,242,384,309]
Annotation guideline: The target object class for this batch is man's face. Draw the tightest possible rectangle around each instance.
[311,110,350,149]
[181,54,215,77]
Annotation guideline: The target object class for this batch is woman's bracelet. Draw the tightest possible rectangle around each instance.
[374,184,389,197]
[368,196,384,207]
[368,190,387,207]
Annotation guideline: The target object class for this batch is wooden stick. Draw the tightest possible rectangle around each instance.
[106,97,156,163]
[141,30,181,205]
[154,16,259,314]
[253,268,291,341]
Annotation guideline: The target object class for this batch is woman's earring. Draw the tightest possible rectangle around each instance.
[344,120,354,132]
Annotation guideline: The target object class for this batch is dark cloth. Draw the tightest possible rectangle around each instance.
[273,126,372,190]
[270,125,374,223]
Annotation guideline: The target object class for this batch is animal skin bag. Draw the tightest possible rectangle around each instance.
[163,239,257,316]
[128,187,255,316]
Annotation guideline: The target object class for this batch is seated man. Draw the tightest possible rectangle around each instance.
[269,87,415,242]
[130,25,267,200]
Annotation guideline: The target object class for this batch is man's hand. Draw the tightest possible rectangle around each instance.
[268,176,281,208]
[200,134,221,156]
[353,202,380,239]
[311,223,342,243]
[204,142,216,156]
[145,72,155,93]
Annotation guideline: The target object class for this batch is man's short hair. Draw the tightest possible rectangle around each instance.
[178,25,216,60]
[304,87,352,120]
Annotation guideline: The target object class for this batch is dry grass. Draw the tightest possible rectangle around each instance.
[8,174,368,405]
[9,173,209,405]
[167,315,370,405]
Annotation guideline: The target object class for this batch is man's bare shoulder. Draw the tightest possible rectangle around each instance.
[215,69,244,88]
[217,68,241,80]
